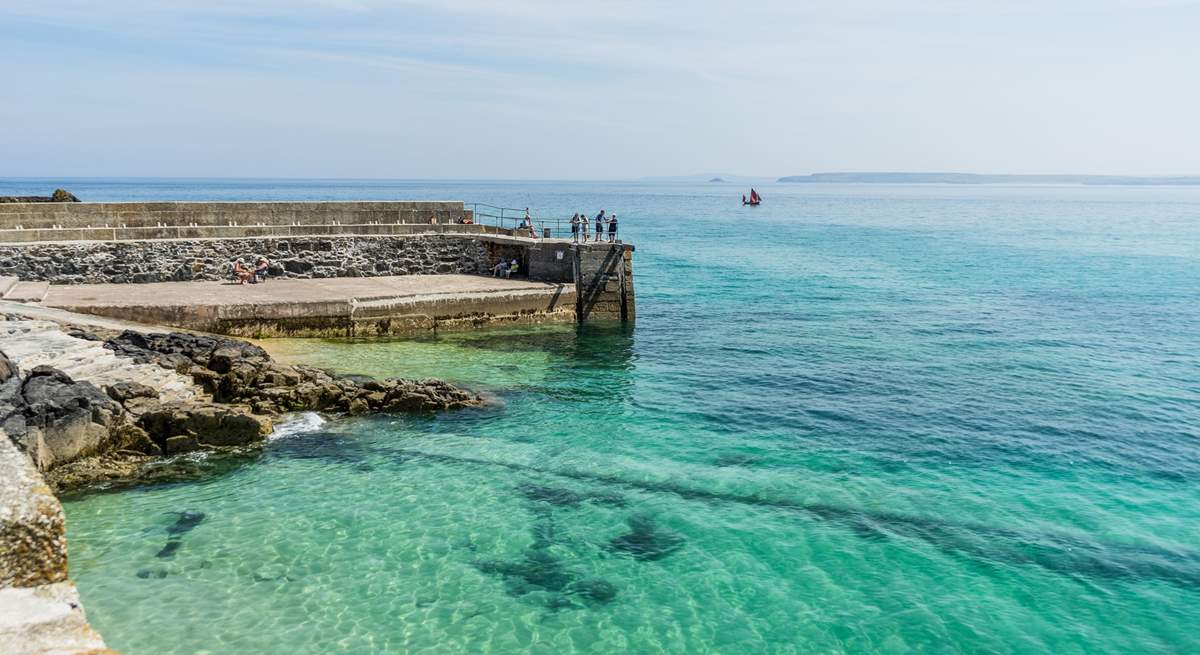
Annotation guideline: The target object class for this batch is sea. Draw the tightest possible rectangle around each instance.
[5,178,1199,654]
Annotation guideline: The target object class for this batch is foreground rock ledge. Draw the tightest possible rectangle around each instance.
[1,323,482,493]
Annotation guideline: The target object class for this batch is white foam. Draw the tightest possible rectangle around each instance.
[268,412,327,441]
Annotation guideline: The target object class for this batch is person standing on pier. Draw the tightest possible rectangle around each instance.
[607,213,618,242]
[570,213,581,242]
[580,211,590,242]
[594,210,605,242]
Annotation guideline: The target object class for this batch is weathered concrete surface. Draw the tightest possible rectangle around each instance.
[0,433,65,588]
[42,275,577,337]
[4,282,48,303]
[0,582,113,654]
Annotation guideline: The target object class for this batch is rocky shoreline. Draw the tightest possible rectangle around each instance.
[1,317,481,494]
[0,309,482,653]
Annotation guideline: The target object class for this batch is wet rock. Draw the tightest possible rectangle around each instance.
[43,452,156,491]
[163,435,199,455]
[138,402,270,452]
[104,329,480,414]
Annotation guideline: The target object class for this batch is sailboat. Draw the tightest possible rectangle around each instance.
[742,188,762,206]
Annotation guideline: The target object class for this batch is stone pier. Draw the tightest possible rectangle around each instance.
[0,201,636,335]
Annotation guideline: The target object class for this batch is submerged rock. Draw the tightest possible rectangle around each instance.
[607,516,686,561]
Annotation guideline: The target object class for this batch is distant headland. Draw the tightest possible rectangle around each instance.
[777,172,1200,186]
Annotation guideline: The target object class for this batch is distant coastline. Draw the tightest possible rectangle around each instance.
[777,172,1200,186]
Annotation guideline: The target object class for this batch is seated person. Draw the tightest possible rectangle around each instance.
[507,258,519,278]
[252,257,270,283]
[232,259,253,285]
[491,259,508,277]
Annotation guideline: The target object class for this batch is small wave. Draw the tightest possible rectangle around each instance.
[269,412,327,441]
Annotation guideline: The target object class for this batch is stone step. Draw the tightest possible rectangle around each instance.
[0,276,17,297]
[3,281,49,303]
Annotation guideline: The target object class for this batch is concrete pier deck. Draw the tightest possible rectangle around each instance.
[42,275,577,337]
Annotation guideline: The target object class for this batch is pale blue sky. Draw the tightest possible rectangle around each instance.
[2,1,1198,179]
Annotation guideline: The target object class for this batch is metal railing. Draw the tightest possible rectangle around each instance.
[467,203,622,243]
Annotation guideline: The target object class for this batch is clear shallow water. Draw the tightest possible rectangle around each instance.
[31,178,1200,653]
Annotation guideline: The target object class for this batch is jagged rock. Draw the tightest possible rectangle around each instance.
[49,189,80,202]
[103,329,479,414]
[136,402,270,452]
[9,366,127,471]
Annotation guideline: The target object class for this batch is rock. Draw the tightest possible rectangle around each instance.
[0,350,17,383]
[0,436,67,587]
[137,401,270,450]
[49,188,80,202]
[104,381,159,404]
[0,582,113,654]
[347,397,369,415]
[163,434,199,455]
[43,452,155,491]
[11,366,127,471]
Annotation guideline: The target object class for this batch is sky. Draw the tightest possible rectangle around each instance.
[2,0,1199,179]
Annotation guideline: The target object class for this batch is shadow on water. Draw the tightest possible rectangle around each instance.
[473,498,619,612]
[451,322,636,367]
[400,448,1200,590]
[138,510,206,578]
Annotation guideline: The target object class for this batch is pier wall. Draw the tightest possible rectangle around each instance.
[0,235,497,284]
[0,201,473,241]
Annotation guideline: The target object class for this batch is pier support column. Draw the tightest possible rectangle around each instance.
[573,243,635,323]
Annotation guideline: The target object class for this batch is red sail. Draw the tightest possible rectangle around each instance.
[750,189,761,203]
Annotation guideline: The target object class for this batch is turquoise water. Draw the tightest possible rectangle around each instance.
[28,179,1200,653]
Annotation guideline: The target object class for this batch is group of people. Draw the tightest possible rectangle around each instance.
[569,209,618,243]
[491,258,520,278]
[232,257,270,285]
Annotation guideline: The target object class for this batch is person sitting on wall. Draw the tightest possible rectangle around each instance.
[232,259,253,285]
[507,258,519,278]
[520,209,537,239]
[491,258,508,277]
[252,257,270,284]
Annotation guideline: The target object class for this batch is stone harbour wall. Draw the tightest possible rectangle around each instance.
[0,200,470,231]
[0,235,500,284]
